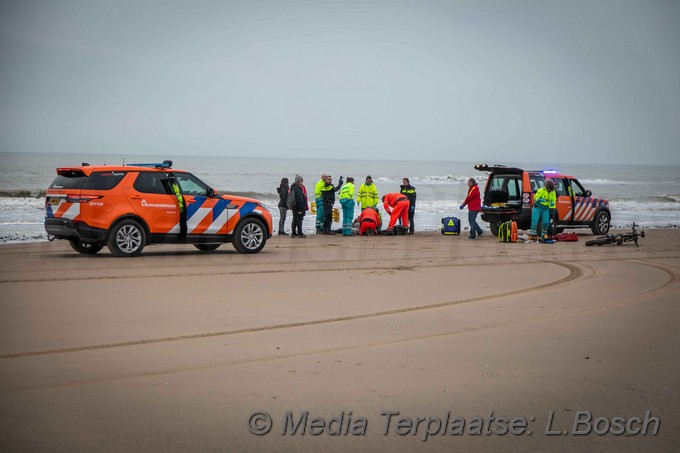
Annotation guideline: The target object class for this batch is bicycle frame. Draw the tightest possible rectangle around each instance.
[586,223,645,247]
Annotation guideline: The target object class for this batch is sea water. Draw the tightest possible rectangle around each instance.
[1,152,679,243]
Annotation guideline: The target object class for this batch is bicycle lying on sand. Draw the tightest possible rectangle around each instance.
[585,223,645,247]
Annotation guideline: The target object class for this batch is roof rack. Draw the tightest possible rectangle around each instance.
[126,160,173,169]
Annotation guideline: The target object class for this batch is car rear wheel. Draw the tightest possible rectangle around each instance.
[489,222,499,237]
[194,243,221,252]
[233,218,266,254]
[591,210,611,235]
[107,219,146,257]
[69,239,104,255]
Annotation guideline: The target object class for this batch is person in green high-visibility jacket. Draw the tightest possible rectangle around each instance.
[339,177,355,236]
[357,176,379,210]
[170,176,187,239]
[530,179,556,240]
[314,173,328,234]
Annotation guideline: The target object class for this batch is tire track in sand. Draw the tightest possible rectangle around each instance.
[0,262,584,359]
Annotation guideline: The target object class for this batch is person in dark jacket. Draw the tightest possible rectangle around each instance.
[460,177,483,239]
[277,177,289,236]
[291,175,308,238]
[400,178,416,234]
[320,175,343,234]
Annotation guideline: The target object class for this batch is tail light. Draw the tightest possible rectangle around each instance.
[522,192,531,208]
[66,195,103,203]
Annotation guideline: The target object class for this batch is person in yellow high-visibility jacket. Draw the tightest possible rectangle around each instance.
[339,177,355,236]
[357,176,378,210]
[169,176,187,240]
[314,174,328,234]
[530,179,556,240]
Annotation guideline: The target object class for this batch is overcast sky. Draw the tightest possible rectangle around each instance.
[1,0,678,165]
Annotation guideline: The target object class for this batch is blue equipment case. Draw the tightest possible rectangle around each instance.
[441,216,461,235]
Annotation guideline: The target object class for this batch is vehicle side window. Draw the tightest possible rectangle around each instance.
[83,171,128,190]
[569,179,586,197]
[507,179,519,199]
[553,179,567,196]
[133,172,171,195]
[176,173,209,197]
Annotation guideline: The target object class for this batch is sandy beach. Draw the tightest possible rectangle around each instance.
[1,229,679,452]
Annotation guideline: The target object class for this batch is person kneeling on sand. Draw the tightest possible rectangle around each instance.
[358,207,381,236]
[382,193,410,234]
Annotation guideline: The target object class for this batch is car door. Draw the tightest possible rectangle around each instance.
[174,172,231,235]
[127,171,179,234]
[554,178,574,224]
[568,178,594,225]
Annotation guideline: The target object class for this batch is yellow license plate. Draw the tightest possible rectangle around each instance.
[49,198,61,205]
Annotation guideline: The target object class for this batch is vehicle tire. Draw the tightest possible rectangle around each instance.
[586,237,611,247]
[69,239,104,255]
[489,222,499,237]
[555,227,565,234]
[591,210,611,235]
[107,219,146,257]
[194,243,221,252]
[232,218,266,254]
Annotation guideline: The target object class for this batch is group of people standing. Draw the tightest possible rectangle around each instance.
[277,175,418,237]
[277,174,555,240]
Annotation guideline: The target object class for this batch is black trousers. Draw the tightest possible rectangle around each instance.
[292,211,304,236]
[408,206,415,233]
[179,207,187,240]
[323,200,334,232]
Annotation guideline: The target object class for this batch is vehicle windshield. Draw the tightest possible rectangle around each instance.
[49,171,87,190]
[528,174,545,192]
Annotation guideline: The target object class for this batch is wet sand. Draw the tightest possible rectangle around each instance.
[1,229,679,451]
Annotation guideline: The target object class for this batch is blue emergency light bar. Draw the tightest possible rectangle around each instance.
[542,169,559,175]
[126,160,173,168]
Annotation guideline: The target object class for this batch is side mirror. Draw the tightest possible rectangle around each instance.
[207,187,216,197]
[585,190,592,197]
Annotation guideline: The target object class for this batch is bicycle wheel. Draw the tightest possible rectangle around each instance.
[586,237,612,247]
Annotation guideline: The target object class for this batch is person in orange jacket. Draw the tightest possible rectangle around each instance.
[357,207,381,235]
[382,193,410,232]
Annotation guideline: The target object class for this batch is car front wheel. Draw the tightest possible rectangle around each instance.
[591,210,611,235]
[107,219,146,257]
[233,218,266,254]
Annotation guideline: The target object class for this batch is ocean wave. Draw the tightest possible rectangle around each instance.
[217,190,277,201]
[580,179,678,186]
[580,179,628,185]
[664,194,680,202]
[375,175,487,185]
[0,189,47,198]
[0,197,46,209]
[611,200,680,212]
